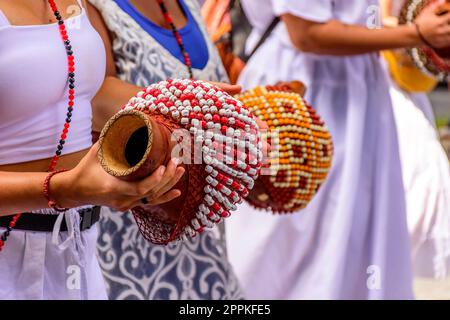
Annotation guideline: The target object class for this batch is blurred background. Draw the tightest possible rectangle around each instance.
[431,85,450,159]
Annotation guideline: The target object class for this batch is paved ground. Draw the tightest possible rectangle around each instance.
[415,278,450,300]
[429,86,450,123]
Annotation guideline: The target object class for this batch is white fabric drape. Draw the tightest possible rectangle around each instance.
[226,0,414,299]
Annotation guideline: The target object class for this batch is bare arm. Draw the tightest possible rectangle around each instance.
[282,1,450,56]
[0,146,184,216]
[85,2,142,132]
[91,76,142,132]
[0,172,49,215]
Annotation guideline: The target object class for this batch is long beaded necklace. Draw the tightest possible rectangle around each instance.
[0,0,76,251]
[155,0,194,79]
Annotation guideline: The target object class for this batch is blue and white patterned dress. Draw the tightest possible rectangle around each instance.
[90,0,243,300]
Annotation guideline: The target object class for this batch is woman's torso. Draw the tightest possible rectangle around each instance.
[0,0,106,170]
[112,0,209,70]
[240,0,386,91]
[90,0,242,300]
[0,1,108,300]
[90,0,227,85]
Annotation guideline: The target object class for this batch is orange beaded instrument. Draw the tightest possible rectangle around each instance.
[236,83,333,213]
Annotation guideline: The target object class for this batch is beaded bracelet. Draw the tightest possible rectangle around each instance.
[43,169,69,212]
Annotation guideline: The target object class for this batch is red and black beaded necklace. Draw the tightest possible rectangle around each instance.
[0,0,76,251]
[155,0,194,79]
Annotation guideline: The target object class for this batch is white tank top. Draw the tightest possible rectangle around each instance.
[0,1,106,165]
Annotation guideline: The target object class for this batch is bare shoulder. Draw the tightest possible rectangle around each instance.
[0,0,25,14]
[0,0,38,25]
[84,0,108,33]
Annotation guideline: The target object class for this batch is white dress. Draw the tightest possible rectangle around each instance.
[226,0,414,299]
[389,83,450,279]
[383,0,450,279]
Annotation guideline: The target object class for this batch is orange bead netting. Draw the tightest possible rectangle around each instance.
[236,85,333,213]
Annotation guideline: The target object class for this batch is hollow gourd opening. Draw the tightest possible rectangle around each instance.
[100,111,153,177]
[125,127,149,167]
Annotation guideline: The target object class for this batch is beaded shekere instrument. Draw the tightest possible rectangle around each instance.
[399,0,450,80]
[98,79,263,245]
[236,82,333,213]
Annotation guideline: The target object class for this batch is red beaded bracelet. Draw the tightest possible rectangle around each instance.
[43,169,69,212]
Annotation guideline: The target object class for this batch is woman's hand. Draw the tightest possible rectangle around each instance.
[415,0,450,49]
[52,143,185,212]
[207,81,242,95]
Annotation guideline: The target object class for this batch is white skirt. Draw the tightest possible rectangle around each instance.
[389,82,450,279]
[0,207,107,300]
